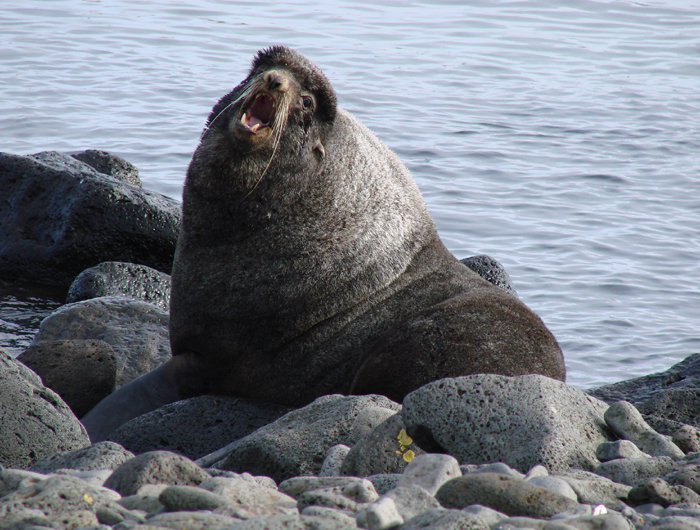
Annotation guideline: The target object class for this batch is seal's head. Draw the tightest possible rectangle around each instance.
[194,46,336,195]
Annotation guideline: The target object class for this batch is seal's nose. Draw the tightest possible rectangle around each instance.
[265,71,287,92]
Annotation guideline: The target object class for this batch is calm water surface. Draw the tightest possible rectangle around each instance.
[1,0,699,388]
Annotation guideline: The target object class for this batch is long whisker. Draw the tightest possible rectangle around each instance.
[204,81,257,133]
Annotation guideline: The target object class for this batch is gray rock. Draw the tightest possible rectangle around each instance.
[402,375,610,473]
[544,512,631,530]
[673,426,700,454]
[0,150,180,286]
[643,516,700,530]
[664,455,700,494]
[67,261,171,310]
[366,474,401,495]
[18,339,117,418]
[495,516,547,529]
[524,465,549,479]
[0,468,48,498]
[0,350,89,469]
[103,450,210,496]
[200,475,295,506]
[0,474,120,522]
[301,506,359,527]
[604,402,684,458]
[321,445,352,477]
[637,389,700,432]
[468,463,525,478]
[397,454,461,496]
[110,395,291,460]
[460,255,518,297]
[588,354,700,407]
[159,484,229,511]
[344,479,380,504]
[381,485,441,520]
[232,514,358,530]
[145,510,241,529]
[555,471,632,510]
[596,440,650,462]
[435,473,579,518]
[280,477,367,499]
[355,497,403,530]
[594,456,677,486]
[70,149,141,187]
[213,394,401,483]
[351,408,399,444]
[298,486,364,514]
[342,414,425,477]
[32,296,170,388]
[401,507,497,530]
[627,478,700,507]
[56,468,114,487]
[29,441,134,473]
[525,476,577,501]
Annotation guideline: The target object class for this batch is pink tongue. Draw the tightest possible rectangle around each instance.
[246,115,264,128]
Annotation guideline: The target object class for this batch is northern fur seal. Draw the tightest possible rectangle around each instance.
[82,46,565,441]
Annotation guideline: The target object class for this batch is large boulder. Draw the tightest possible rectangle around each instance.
[31,296,171,389]
[0,349,89,469]
[66,261,171,310]
[402,374,612,473]
[108,396,292,460]
[207,394,401,483]
[0,150,180,286]
[18,338,117,417]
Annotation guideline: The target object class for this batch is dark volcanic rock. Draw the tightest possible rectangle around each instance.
[70,149,142,187]
[0,151,180,286]
[459,254,518,297]
[66,261,171,310]
[109,396,292,460]
[18,339,117,418]
[0,349,89,469]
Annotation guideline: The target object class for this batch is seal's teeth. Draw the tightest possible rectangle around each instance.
[241,112,248,125]
[251,123,260,132]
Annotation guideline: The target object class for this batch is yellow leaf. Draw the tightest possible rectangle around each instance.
[397,429,413,447]
[83,493,93,504]
[403,449,416,463]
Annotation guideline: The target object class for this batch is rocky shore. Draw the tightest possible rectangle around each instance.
[1,151,699,530]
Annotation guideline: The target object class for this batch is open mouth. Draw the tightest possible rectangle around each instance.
[239,92,275,133]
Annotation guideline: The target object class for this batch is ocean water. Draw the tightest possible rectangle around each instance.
[1,0,699,389]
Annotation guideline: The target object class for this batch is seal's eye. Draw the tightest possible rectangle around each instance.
[301,95,314,109]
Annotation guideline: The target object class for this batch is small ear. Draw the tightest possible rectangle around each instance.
[312,140,325,159]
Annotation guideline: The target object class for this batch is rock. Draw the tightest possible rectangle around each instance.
[664,454,700,494]
[350,408,400,444]
[66,261,171,310]
[356,497,403,530]
[70,149,141,187]
[397,454,461,496]
[401,507,496,530]
[301,506,359,527]
[18,339,117,417]
[0,468,47,498]
[103,450,210,496]
[297,486,364,514]
[604,401,684,458]
[546,512,632,530]
[524,465,549,479]
[31,296,170,389]
[596,440,650,462]
[588,354,700,407]
[556,470,632,510]
[341,413,425,477]
[211,394,401,483]
[468,462,525,478]
[344,479,379,503]
[200,475,297,517]
[0,350,89,469]
[109,395,291,460]
[673,426,700,454]
[0,474,120,524]
[627,478,700,507]
[367,474,401,495]
[460,254,518,297]
[435,473,579,518]
[57,468,114,487]
[637,389,700,431]
[29,441,134,474]
[320,445,352,477]
[278,477,363,499]
[158,484,229,511]
[231,513,358,530]
[594,456,677,486]
[381,485,441,520]
[0,151,180,286]
[145,510,242,529]
[525,476,577,501]
[402,374,610,473]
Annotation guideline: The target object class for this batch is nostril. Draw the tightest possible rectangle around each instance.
[266,72,282,91]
